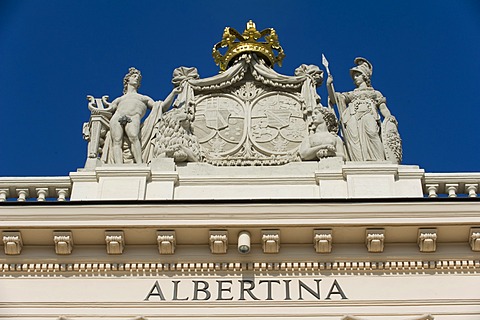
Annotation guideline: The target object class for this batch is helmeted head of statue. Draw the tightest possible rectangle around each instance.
[349,57,372,87]
[123,67,142,94]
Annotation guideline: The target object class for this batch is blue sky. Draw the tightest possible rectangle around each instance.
[1,1,479,176]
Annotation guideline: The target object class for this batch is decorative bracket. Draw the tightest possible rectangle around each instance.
[157,231,176,255]
[313,229,332,253]
[470,228,480,251]
[53,231,74,255]
[366,229,385,253]
[105,231,125,255]
[418,228,437,252]
[3,231,23,255]
[262,230,280,254]
[209,230,228,254]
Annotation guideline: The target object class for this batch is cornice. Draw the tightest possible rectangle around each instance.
[0,176,71,185]
[1,202,479,258]
[2,201,480,224]
[424,172,480,183]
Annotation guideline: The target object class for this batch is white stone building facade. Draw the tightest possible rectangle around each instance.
[1,21,480,320]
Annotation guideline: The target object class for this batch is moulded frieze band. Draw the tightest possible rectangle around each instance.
[1,259,479,274]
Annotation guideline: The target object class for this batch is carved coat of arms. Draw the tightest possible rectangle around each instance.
[173,55,323,166]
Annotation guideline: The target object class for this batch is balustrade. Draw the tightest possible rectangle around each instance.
[423,173,480,198]
[0,172,478,201]
[0,177,71,202]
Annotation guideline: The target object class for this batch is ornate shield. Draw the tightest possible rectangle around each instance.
[192,82,308,165]
[192,94,246,157]
[250,92,306,154]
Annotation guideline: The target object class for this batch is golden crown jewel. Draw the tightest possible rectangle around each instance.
[213,20,285,71]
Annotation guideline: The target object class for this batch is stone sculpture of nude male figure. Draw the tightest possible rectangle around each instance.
[108,67,180,164]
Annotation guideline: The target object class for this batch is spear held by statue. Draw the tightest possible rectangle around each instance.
[322,54,350,159]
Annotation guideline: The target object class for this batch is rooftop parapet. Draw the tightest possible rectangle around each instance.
[0,165,479,201]
[424,173,480,198]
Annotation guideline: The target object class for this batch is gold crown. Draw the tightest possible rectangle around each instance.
[213,20,285,71]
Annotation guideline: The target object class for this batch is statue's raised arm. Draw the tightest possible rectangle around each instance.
[158,86,183,113]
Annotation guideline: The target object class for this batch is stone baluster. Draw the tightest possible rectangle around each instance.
[0,189,9,202]
[445,184,458,198]
[56,188,69,202]
[425,184,439,198]
[16,189,29,202]
[465,184,478,198]
[36,188,49,202]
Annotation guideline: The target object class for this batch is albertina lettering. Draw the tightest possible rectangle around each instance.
[144,278,347,301]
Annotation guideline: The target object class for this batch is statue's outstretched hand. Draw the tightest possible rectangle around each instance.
[173,86,183,94]
[386,115,397,125]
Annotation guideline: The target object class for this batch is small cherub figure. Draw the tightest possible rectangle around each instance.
[299,107,345,161]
